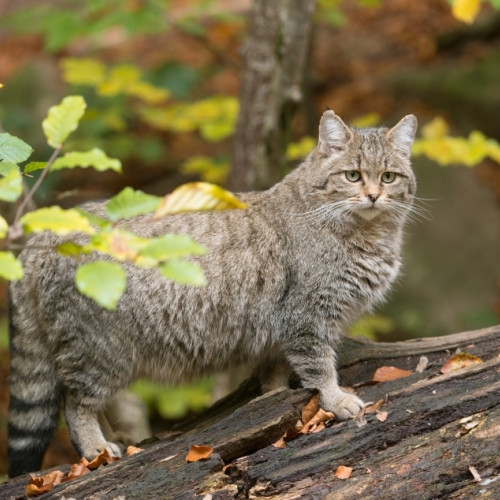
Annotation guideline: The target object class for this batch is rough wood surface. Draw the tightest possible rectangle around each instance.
[1,325,499,499]
[228,0,316,191]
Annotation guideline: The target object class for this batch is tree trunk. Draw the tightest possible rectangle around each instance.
[228,0,317,191]
[2,325,499,499]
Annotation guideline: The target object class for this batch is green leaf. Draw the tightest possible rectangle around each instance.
[20,206,95,235]
[0,133,33,163]
[140,234,206,263]
[155,182,247,217]
[106,187,162,221]
[74,208,111,229]
[159,258,206,286]
[0,162,19,175]
[75,261,126,310]
[0,168,23,202]
[42,95,86,148]
[0,251,24,280]
[52,148,122,172]
[57,241,89,257]
[23,162,47,174]
[0,215,7,239]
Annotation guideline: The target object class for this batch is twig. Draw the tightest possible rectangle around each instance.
[8,145,62,242]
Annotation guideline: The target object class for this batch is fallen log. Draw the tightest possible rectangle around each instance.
[1,325,499,499]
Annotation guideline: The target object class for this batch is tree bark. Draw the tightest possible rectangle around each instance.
[228,0,317,191]
[2,325,499,499]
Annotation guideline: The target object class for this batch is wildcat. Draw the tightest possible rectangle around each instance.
[8,110,417,477]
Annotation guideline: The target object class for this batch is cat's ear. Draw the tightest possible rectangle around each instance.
[387,115,417,157]
[318,110,353,157]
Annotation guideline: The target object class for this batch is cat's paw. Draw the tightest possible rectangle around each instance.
[322,390,364,421]
[84,441,124,460]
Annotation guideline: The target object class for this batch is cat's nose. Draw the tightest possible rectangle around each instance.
[367,193,380,203]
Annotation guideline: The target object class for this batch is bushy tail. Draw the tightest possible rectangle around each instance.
[7,288,60,477]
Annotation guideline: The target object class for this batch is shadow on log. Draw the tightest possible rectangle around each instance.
[1,325,499,499]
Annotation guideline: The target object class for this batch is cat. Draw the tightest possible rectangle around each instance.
[7,110,417,477]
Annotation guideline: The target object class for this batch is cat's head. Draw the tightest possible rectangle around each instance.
[304,110,417,223]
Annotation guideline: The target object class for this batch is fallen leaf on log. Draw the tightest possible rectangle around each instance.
[440,353,483,374]
[26,470,64,497]
[364,399,385,413]
[126,446,144,456]
[335,465,353,479]
[301,393,320,423]
[372,365,413,382]
[81,449,119,470]
[300,408,335,434]
[186,444,213,462]
[61,462,90,482]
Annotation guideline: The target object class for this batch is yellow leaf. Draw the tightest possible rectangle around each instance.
[180,156,229,184]
[20,207,95,235]
[452,0,481,24]
[287,136,316,161]
[0,215,7,239]
[60,58,107,86]
[421,117,449,140]
[350,112,380,128]
[155,182,247,218]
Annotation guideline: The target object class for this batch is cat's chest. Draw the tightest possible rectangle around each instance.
[300,233,400,305]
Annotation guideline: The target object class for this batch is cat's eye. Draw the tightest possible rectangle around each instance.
[345,170,361,182]
[381,171,396,183]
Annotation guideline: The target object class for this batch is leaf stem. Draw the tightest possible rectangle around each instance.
[11,145,62,234]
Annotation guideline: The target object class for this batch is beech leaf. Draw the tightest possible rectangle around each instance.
[42,95,86,148]
[126,446,144,456]
[372,365,413,382]
[0,132,33,163]
[0,215,7,239]
[186,444,213,462]
[139,234,206,262]
[75,261,126,310]
[0,251,24,280]
[440,352,483,374]
[52,148,122,173]
[155,182,247,217]
[335,465,353,479]
[20,206,95,235]
[0,167,23,202]
[25,470,64,497]
[159,258,206,286]
[106,187,162,221]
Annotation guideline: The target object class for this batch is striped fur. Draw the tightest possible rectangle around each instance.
[8,111,417,477]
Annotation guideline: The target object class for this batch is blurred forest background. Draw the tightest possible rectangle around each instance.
[1,0,499,476]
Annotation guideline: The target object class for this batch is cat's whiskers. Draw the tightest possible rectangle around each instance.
[385,199,432,223]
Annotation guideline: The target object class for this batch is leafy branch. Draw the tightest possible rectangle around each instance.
[0,93,246,309]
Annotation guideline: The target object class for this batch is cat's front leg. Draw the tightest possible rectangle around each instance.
[284,336,364,420]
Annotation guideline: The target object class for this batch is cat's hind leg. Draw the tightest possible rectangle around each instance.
[64,394,124,460]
